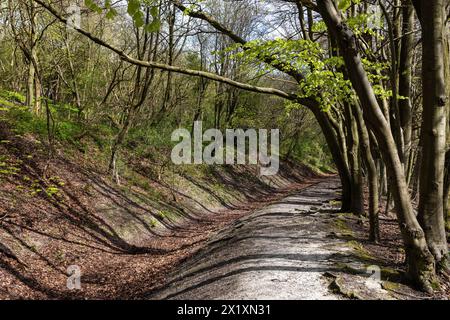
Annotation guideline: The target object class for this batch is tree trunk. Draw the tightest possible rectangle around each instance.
[413,0,448,270]
[380,0,404,162]
[26,59,35,109]
[444,151,450,231]
[377,158,387,197]
[318,0,435,291]
[344,102,364,216]
[353,102,380,242]
[398,2,415,171]
[444,1,450,233]
[160,4,176,116]
[310,105,352,212]
[33,57,41,114]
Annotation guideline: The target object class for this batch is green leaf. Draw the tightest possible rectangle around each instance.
[338,0,352,11]
[128,0,141,15]
[150,6,158,18]
[106,8,118,19]
[133,11,145,28]
[84,0,102,14]
[145,19,161,33]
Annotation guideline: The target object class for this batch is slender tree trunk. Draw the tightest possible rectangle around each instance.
[109,110,134,177]
[26,59,35,109]
[353,102,380,241]
[399,2,415,170]
[444,1,450,233]
[444,151,450,231]
[29,2,40,114]
[26,49,41,114]
[344,102,364,216]
[307,7,314,41]
[296,2,309,41]
[160,4,175,116]
[380,0,404,162]
[377,158,387,197]
[310,105,352,212]
[64,38,82,114]
[34,61,41,114]
[411,149,421,198]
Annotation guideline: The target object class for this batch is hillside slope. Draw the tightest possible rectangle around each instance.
[0,114,320,299]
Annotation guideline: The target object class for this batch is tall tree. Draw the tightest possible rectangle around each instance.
[398,1,415,175]
[315,0,435,290]
[412,0,448,270]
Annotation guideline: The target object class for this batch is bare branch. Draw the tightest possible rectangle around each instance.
[170,0,307,82]
[32,0,299,102]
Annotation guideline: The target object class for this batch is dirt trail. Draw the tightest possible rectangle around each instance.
[149,178,349,300]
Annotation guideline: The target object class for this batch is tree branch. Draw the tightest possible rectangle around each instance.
[170,0,307,82]
[33,0,299,102]
[170,0,247,45]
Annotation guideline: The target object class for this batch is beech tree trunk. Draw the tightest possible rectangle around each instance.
[444,151,450,231]
[413,0,448,270]
[444,2,450,233]
[317,0,436,291]
[344,102,364,216]
[310,105,352,212]
[353,102,380,241]
[398,2,415,172]
[26,58,35,109]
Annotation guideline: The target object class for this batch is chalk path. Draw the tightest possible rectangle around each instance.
[149,178,348,300]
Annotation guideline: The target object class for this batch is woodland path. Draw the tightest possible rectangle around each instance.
[149,178,350,300]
